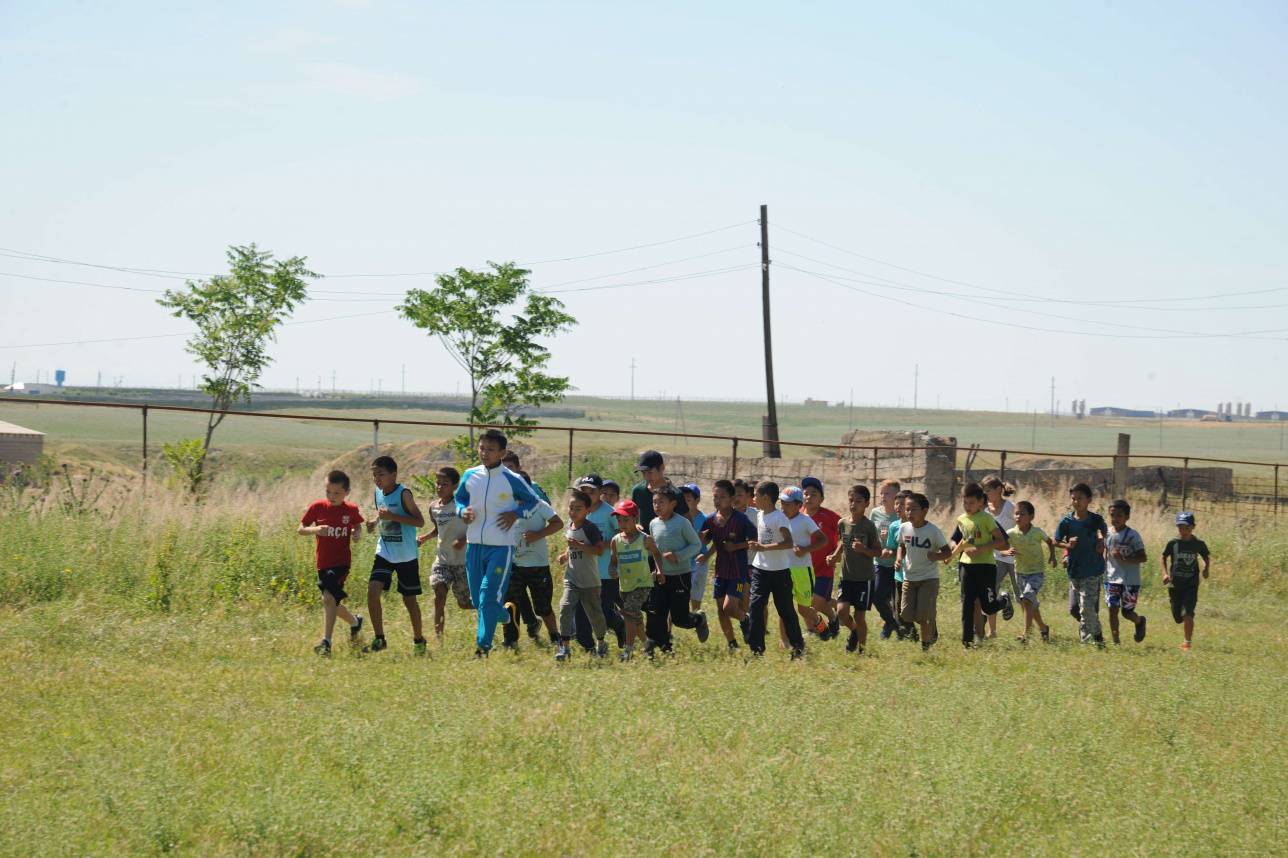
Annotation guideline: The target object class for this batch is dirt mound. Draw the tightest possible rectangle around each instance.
[315,440,545,482]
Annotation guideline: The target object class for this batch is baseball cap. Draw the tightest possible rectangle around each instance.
[680,482,701,501]
[781,485,805,504]
[800,476,824,495]
[636,450,664,471]
[576,473,604,490]
[611,499,639,518]
[1175,511,1196,527]
[601,479,620,492]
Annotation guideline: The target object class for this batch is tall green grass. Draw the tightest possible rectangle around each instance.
[3,477,1287,855]
[4,479,1284,615]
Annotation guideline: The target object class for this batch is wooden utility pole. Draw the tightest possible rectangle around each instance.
[760,204,781,458]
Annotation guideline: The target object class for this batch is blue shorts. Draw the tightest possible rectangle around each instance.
[1104,582,1140,611]
[712,577,745,602]
[812,575,834,601]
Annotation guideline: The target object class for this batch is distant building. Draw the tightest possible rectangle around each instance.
[2,382,47,395]
[0,421,44,465]
[1256,410,1288,421]
[1090,406,1157,418]
[803,398,830,407]
[1168,408,1215,419]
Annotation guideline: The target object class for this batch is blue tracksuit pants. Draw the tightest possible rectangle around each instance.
[466,543,514,651]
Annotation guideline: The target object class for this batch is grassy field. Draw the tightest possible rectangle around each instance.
[4,394,1288,492]
[1,478,1286,855]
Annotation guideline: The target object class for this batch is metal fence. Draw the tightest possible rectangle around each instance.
[0,397,1283,515]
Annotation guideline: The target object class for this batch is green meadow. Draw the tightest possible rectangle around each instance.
[5,394,1288,479]
[1,477,1285,856]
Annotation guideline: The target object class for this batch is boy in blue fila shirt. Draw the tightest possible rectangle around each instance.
[456,429,540,657]
[364,456,427,654]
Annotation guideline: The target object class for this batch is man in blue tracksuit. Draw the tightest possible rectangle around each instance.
[455,428,540,655]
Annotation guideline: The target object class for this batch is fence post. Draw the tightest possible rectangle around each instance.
[999,449,1007,484]
[372,420,380,456]
[141,405,149,488]
[731,437,738,478]
[1181,457,1189,509]
[567,429,574,484]
[1275,464,1280,517]
[1113,433,1131,499]
[872,447,879,488]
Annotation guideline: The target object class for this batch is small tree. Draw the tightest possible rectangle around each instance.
[399,262,575,450]
[159,244,314,483]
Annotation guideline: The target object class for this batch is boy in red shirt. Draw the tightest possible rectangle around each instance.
[298,470,365,655]
[801,476,841,640]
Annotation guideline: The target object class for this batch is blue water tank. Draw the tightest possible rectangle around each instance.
[55,369,66,387]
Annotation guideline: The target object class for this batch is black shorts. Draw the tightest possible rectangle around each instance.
[370,555,422,596]
[839,578,875,611]
[317,566,350,603]
[1169,582,1199,622]
[509,565,554,616]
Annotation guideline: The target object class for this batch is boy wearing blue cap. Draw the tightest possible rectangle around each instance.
[1162,511,1209,651]
[780,485,830,638]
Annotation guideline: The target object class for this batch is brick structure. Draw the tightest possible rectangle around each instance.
[0,420,44,466]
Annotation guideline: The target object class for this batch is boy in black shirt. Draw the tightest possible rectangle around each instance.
[1161,511,1210,651]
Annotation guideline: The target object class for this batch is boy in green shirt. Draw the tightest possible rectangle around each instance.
[1002,500,1056,642]
[950,482,1014,648]
[609,499,655,662]
[830,484,882,654]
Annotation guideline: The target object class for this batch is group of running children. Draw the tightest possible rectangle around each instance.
[298,430,1212,660]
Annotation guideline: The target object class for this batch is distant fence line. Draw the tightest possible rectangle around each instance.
[0,397,1283,515]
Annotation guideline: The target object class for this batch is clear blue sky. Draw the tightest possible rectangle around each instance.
[3,1,1286,413]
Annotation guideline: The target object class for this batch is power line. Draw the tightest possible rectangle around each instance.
[0,221,757,282]
[776,261,1285,338]
[0,310,397,351]
[783,264,1288,342]
[2,261,756,301]
[536,264,757,294]
[773,224,1288,306]
[0,262,757,351]
[531,244,752,289]
[516,220,756,265]
[0,270,398,302]
[773,247,1288,312]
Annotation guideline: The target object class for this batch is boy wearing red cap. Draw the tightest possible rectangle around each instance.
[609,499,656,661]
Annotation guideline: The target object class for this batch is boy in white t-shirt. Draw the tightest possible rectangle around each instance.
[781,485,829,639]
[896,492,951,651]
[745,481,806,658]
[1105,499,1148,645]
